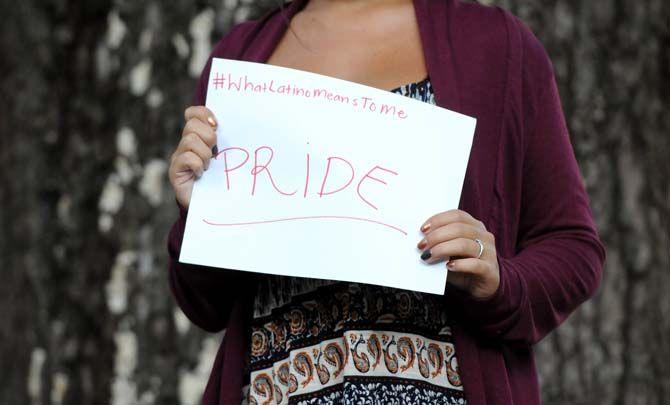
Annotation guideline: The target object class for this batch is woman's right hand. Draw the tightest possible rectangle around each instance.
[169,106,218,210]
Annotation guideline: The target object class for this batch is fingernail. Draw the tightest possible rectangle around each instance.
[207,116,217,127]
[446,260,455,270]
[421,249,432,261]
[417,239,427,250]
[420,223,431,233]
[212,144,218,156]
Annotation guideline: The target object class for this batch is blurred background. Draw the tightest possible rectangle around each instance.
[0,0,668,404]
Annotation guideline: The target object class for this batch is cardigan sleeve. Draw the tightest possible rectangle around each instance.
[167,205,254,333]
[166,23,258,333]
[451,20,606,346]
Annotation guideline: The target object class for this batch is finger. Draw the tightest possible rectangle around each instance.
[182,118,217,148]
[417,222,482,250]
[173,151,205,178]
[420,209,485,234]
[420,238,482,263]
[446,258,488,276]
[176,133,213,168]
[184,106,218,128]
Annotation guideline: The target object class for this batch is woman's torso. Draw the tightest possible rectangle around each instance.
[245,5,466,403]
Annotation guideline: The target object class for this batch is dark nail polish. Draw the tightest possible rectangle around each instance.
[421,249,432,261]
[212,144,218,156]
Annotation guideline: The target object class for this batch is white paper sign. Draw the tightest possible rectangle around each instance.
[180,58,476,294]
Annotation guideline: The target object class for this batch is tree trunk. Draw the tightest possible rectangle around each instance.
[0,0,667,404]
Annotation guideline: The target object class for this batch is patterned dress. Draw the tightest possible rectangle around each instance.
[243,78,466,405]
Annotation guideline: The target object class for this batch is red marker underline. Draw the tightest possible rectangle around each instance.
[203,215,408,235]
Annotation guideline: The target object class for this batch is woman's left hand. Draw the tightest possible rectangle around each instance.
[417,209,500,299]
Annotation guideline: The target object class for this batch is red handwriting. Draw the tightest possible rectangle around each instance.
[204,216,407,235]
[215,145,398,211]
[250,146,297,196]
[211,72,408,120]
[357,166,399,210]
[319,157,355,197]
[219,147,249,190]
[303,152,310,198]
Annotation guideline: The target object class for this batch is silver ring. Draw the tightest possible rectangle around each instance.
[474,238,484,259]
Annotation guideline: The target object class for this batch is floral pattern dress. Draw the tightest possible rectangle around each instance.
[242,78,466,405]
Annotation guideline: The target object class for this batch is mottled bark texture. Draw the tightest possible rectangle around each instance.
[0,0,667,404]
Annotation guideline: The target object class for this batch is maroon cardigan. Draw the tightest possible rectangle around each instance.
[167,1,606,403]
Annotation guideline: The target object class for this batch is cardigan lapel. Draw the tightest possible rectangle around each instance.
[413,0,461,113]
[415,0,503,226]
[414,0,485,221]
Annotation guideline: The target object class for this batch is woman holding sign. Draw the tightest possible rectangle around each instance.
[167,0,605,404]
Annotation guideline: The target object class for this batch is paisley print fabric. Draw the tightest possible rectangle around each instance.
[243,78,465,404]
[249,331,464,404]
